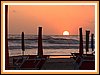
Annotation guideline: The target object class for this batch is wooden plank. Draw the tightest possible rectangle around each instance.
[22,32,24,51]
[91,34,94,52]
[38,27,43,58]
[79,28,83,56]
[5,5,9,70]
[86,30,90,54]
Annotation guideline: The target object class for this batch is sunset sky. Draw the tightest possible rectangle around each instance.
[8,5,95,35]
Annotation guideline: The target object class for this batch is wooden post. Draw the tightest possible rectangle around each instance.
[5,5,9,70]
[22,32,25,56]
[91,34,94,52]
[38,27,43,58]
[86,30,90,54]
[79,28,83,56]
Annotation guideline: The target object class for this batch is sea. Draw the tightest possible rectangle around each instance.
[8,34,95,56]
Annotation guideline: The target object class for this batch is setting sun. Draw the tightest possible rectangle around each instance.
[63,31,69,35]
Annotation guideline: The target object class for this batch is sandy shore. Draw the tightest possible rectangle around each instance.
[9,55,76,70]
[8,55,95,70]
[41,58,75,70]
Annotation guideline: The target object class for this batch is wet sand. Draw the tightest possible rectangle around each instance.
[9,55,76,70]
[41,57,75,70]
[9,55,95,70]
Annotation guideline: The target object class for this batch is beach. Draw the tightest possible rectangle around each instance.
[8,53,95,70]
[7,34,95,70]
[41,57,75,70]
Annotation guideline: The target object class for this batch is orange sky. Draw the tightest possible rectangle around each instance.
[8,5,95,35]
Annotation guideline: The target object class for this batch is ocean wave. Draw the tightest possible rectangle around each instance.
[8,35,95,50]
[8,39,80,44]
[8,39,94,45]
[8,45,93,50]
[47,39,79,44]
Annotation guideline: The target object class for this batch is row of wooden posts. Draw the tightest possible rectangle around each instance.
[22,27,43,58]
[79,28,94,56]
[21,27,94,57]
